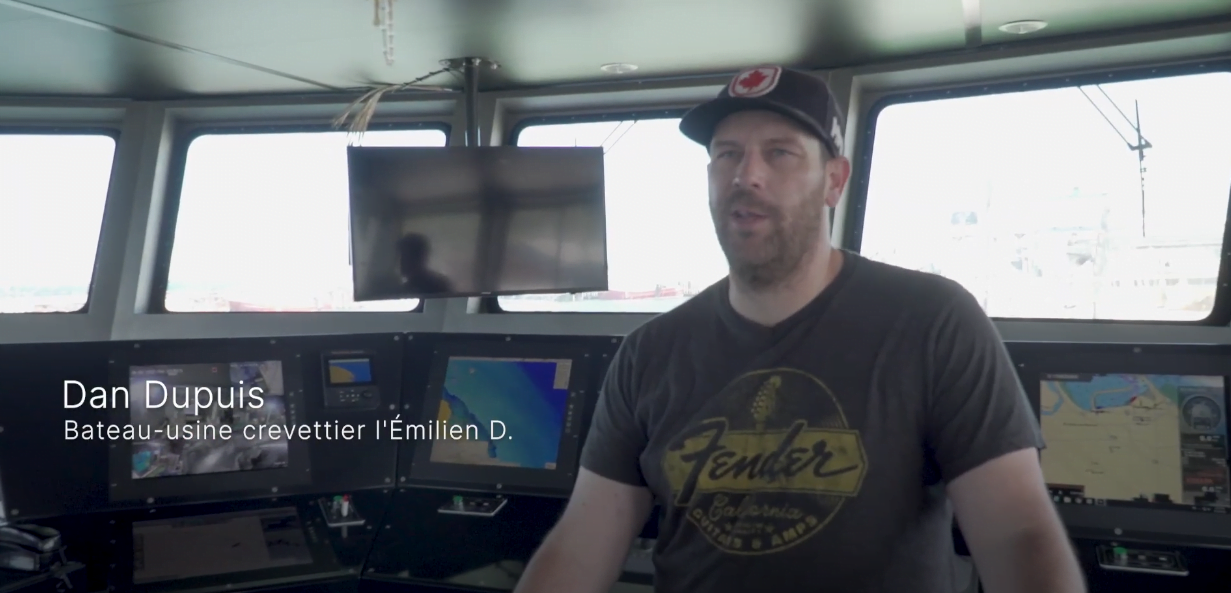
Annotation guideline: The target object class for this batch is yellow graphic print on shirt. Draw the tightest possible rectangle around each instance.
[661,368,867,555]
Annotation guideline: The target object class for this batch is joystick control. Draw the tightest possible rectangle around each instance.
[318,494,365,528]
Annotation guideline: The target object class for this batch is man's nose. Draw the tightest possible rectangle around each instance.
[733,151,769,189]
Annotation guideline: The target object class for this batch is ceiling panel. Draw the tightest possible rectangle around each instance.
[0,2,39,23]
[477,0,966,84]
[3,0,968,96]
[24,0,174,9]
[982,0,1231,45]
[0,15,321,97]
[0,0,1228,98]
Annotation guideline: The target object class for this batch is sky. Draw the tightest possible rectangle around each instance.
[1,70,1229,318]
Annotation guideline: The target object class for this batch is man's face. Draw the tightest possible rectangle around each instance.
[399,254,418,278]
[398,243,425,277]
[707,110,846,289]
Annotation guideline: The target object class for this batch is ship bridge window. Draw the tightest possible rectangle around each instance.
[160,126,448,313]
[856,70,1231,322]
[0,132,116,314]
[495,116,726,313]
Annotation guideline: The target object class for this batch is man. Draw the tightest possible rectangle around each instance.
[513,66,1086,592]
[395,233,453,295]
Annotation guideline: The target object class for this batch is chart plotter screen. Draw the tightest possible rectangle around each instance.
[327,358,373,385]
[428,356,571,470]
[1040,373,1229,512]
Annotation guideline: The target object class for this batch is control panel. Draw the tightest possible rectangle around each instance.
[325,385,378,408]
[437,495,507,517]
[321,351,381,410]
[318,494,365,528]
[1096,544,1188,576]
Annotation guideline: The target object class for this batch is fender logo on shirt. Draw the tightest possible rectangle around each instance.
[660,368,868,555]
[664,418,865,504]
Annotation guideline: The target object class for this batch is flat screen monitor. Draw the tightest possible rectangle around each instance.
[107,356,312,502]
[1040,373,1229,511]
[128,361,290,480]
[407,341,591,495]
[132,507,315,585]
[346,145,608,300]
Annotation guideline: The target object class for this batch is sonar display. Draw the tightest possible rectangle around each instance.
[429,356,570,470]
[129,361,289,480]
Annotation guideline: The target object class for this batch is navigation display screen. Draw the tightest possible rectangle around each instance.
[132,507,313,584]
[1040,373,1230,513]
[427,356,571,470]
[326,357,373,385]
[128,361,289,480]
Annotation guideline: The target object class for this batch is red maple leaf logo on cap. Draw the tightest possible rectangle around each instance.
[728,66,781,97]
[737,70,767,92]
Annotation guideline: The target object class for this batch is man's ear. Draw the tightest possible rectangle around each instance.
[824,156,852,208]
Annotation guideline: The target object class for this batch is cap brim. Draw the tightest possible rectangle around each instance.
[679,96,830,151]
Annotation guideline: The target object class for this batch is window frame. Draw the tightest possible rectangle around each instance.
[0,125,122,314]
[488,107,691,314]
[149,121,452,314]
[842,59,1231,326]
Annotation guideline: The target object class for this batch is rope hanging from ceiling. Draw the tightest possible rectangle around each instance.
[333,0,455,142]
[332,66,454,140]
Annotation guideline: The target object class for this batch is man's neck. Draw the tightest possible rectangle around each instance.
[728,246,843,327]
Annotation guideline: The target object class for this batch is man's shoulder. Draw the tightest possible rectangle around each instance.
[621,280,725,352]
[846,253,977,313]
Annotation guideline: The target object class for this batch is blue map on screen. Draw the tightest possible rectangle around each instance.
[429,356,569,470]
[328,358,372,384]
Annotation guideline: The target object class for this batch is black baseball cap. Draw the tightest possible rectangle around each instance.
[679,65,845,157]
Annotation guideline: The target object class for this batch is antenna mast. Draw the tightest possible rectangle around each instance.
[1077,86,1152,236]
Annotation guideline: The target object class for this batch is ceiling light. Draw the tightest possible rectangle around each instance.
[600,63,638,74]
[998,20,1048,35]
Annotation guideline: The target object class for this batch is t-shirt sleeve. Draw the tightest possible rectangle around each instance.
[579,335,649,487]
[925,285,1045,483]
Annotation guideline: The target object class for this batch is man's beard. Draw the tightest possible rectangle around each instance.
[711,189,824,291]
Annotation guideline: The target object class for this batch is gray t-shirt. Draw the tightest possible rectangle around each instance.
[580,251,1044,593]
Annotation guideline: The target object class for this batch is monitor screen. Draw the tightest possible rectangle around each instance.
[132,507,313,584]
[326,357,374,386]
[427,356,571,471]
[1040,373,1230,513]
[128,361,289,480]
[346,146,608,300]
[407,343,589,495]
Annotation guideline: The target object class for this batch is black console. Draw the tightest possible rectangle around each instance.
[1008,342,1231,592]
[103,491,389,593]
[356,333,627,591]
[9,334,1231,593]
[1011,343,1231,545]
[130,507,322,586]
[0,331,627,593]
